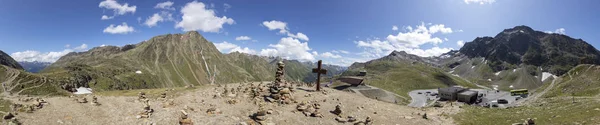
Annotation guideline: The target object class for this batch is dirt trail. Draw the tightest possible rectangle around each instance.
[1,66,20,96]
[519,77,560,105]
[13,83,455,125]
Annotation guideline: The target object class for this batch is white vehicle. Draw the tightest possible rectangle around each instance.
[488,100,499,108]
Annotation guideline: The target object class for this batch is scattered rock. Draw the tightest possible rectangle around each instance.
[331,105,342,116]
[347,116,357,122]
[335,116,347,123]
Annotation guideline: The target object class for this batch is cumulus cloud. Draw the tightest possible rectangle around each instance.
[320,52,342,59]
[262,20,288,34]
[357,39,452,57]
[144,13,164,27]
[10,44,89,62]
[464,0,496,4]
[214,41,256,54]
[101,15,114,20]
[355,22,455,58]
[428,24,453,34]
[385,22,453,48]
[457,40,465,47]
[259,37,315,61]
[144,12,173,27]
[392,25,399,31]
[155,1,175,10]
[176,1,235,32]
[262,20,310,41]
[545,28,566,34]
[235,36,252,41]
[287,32,309,41]
[99,0,136,19]
[74,44,88,51]
[103,22,135,34]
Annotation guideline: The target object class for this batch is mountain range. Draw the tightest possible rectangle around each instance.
[1,25,599,97]
[341,25,600,102]
[0,31,345,95]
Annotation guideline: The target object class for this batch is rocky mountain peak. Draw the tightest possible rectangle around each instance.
[0,50,24,70]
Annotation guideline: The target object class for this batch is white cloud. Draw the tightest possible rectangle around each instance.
[331,50,350,54]
[457,40,465,47]
[155,1,175,10]
[262,20,288,34]
[287,32,309,41]
[214,41,256,54]
[10,44,89,63]
[224,3,231,12]
[65,44,71,48]
[100,44,107,47]
[259,37,315,61]
[103,22,135,34]
[355,22,455,58]
[235,36,252,41]
[144,13,164,27]
[428,24,453,34]
[101,15,114,20]
[385,22,453,48]
[545,28,566,34]
[357,39,452,57]
[262,20,309,41]
[176,1,235,32]
[99,0,136,17]
[464,0,496,4]
[74,44,88,51]
[321,52,342,59]
[392,25,399,31]
[339,50,350,54]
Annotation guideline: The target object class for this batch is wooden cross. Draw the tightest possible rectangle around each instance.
[312,60,327,91]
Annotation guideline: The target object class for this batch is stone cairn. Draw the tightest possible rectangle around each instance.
[91,96,100,106]
[137,92,154,119]
[296,101,323,118]
[179,110,193,125]
[266,61,295,104]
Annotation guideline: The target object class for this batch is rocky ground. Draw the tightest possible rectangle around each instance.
[6,82,457,125]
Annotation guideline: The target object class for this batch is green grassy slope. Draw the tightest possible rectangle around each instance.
[345,59,477,103]
[453,64,600,125]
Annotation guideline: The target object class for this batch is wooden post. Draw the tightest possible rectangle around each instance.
[312,60,327,91]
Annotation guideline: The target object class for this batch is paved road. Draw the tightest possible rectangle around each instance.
[408,89,438,107]
[408,88,519,108]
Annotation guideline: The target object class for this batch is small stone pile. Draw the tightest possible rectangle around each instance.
[160,92,167,99]
[252,106,268,123]
[331,105,343,116]
[138,92,147,101]
[296,101,323,118]
[90,96,100,106]
[137,99,154,119]
[76,97,87,103]
[179,110,193,125]
[353,116,373,125]
[266,61,295,104]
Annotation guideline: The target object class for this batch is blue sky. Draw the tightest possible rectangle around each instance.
[1,0,599,66]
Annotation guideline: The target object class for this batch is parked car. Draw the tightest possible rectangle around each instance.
[497,99,509,104]
[515,96,522,100]
[417,92,422,94]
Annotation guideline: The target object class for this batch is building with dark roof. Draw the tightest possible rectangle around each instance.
[438,87,467,101]
[457,90,479,104]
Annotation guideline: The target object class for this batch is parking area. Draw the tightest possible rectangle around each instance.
[408,89,523,108]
